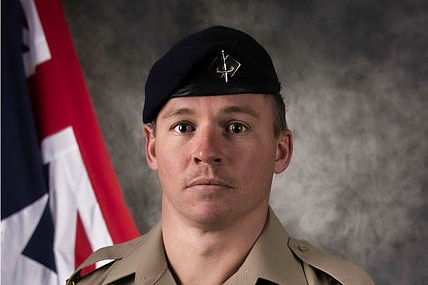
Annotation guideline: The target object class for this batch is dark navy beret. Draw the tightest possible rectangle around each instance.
[143,25,281,123]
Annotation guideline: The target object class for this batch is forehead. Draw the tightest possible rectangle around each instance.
[158,94,273,120]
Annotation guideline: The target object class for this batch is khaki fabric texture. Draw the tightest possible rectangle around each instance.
[67,210,374,285]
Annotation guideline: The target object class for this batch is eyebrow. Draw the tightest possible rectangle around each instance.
[161,105,260,120]
[222,105,260,119]
[161,108,195,120]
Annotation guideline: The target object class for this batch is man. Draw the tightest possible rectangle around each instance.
[67,26,374,285]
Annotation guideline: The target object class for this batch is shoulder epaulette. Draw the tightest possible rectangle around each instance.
[66,236,144,285]
[288,237,375,285]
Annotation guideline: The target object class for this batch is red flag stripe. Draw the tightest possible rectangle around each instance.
[29,0,139,247]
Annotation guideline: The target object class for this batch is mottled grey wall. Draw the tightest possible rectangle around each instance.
[62,1,427,284]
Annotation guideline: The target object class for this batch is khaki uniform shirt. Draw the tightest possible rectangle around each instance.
[67,210,374,285]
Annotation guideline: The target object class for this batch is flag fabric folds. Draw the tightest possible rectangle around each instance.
[1,0,140,284]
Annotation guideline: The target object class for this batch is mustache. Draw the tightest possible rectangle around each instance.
[184,168,237,189]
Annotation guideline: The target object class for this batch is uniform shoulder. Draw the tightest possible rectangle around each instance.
[288,237,375,285]
[66,235,146,285]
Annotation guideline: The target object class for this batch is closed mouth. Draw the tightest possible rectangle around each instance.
[185,178,233,189]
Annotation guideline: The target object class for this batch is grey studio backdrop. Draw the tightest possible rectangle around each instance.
[62,1,427,284]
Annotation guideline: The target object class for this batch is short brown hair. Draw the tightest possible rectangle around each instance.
[271,93,288,137]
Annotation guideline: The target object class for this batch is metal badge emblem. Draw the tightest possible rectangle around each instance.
[209,50,241,83]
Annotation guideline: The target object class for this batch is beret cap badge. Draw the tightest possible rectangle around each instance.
[209,50,241,83]
[143,26,281,123]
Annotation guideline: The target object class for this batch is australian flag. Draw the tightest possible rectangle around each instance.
[1,0,139,284]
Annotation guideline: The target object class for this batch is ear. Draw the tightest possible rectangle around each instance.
[144,125,159,170]
[274,129,293,174]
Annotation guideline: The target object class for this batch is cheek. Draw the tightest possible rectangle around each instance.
[156,143,187,180]
[157,161,180,196]
[232,142,276,186]
[240,140,277,167]
[247,147,276,183]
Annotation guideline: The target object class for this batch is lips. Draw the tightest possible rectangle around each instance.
[185,177,234,190]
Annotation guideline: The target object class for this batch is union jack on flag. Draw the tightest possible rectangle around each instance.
[1,0,139,284]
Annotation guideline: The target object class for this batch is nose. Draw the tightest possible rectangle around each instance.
[192,125,223,165]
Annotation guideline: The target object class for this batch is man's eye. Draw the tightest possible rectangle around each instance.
[226,123,247,134]
[173,123,194,133]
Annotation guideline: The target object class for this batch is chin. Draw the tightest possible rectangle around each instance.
[187,204,235,229]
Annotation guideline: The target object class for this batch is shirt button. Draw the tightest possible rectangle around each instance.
[298,244,309,252]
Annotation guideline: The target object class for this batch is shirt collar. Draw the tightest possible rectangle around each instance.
[103,209,306,285]
[223,209,307,285]
[102,223,174,285]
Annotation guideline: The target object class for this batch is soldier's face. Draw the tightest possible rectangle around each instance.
[144,94,292,228]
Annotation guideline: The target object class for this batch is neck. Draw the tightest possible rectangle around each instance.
[161,206,268,285]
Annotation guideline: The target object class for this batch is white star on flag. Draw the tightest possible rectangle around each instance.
[1,194,57,284]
